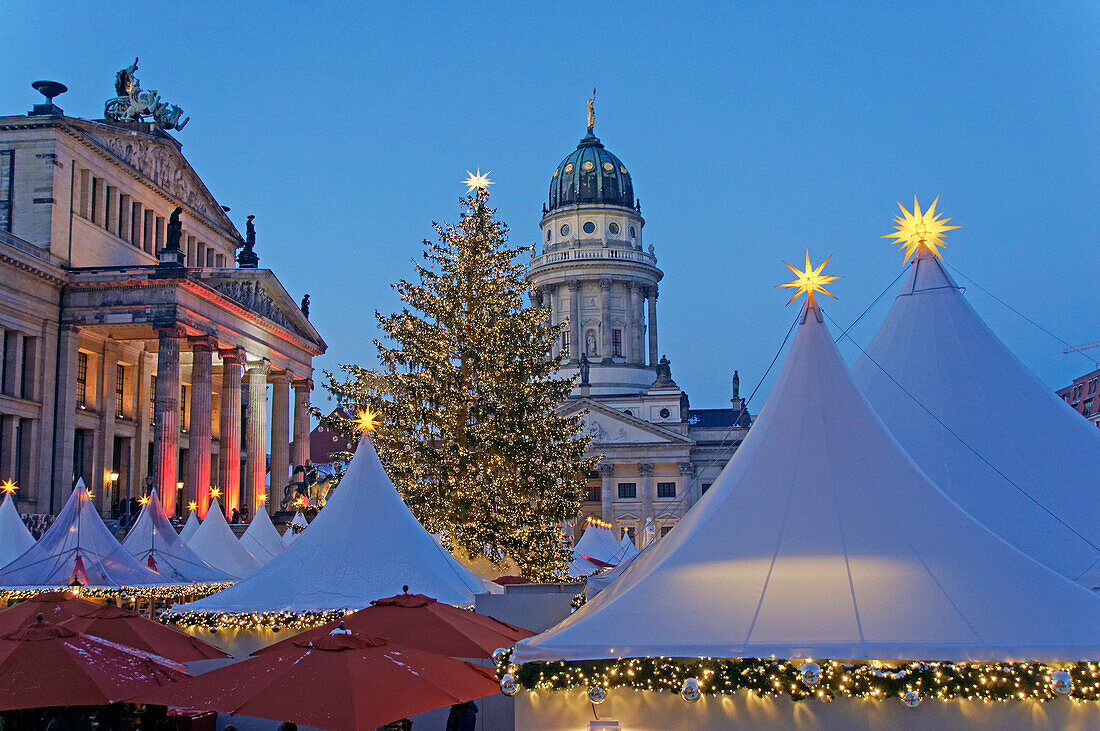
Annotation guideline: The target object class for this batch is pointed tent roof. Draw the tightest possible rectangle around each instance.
[515,299,1100,664]
[184,499,261,580]
[239,508,285,563]
[0,481,171,588]
[586,544,652,598]
[852,251,1100,588]
[178,511,200,544]
[618,533,639,560]
[176,434,494,613]
[572,521,624,566]
[121,491,232,583]
[282,512,308,546]
[0,495,35,568]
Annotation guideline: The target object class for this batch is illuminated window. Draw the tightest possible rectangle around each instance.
[586,484,600,502]
[611,329,622,357]
[75,352,88,409]
[657,482,676,498]
[115,364,125,418]
[561,330,570,358]
[617,482,636,499]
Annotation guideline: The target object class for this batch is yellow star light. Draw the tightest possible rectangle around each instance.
[138,494,151,506]
[209,487,222,500]
[356,407,381,434]
[462,168,494,194]
[187,501,198,512]
[257,492,268,504]
[882,196,960,262]
[0,480,17,495]
[778,251,841,306]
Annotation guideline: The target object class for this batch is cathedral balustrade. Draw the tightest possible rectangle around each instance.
[530,247,657,270]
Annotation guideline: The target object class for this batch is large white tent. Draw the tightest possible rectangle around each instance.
[515,296,1100,664]
[184,499,262,580]
[0,481,171,588]
[573,521,625,566]
[121,491,232,583]
[0,493,35,568]
[176,432,495,613]
[618,532,639,559]
[853,250,1100,588]
[178,510,200,543]
[281,512,308,546]
[238,508,285,563]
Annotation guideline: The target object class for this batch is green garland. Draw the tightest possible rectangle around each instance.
[161,609,348,631]
[505,657,1100,703]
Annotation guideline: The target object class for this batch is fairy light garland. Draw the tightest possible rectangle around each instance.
[0,583,233,604]
[497,656,1100,704]
[161,609,349,631]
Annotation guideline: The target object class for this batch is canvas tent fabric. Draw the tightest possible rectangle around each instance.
[282,512,308,546]
[618,533,639,559]
[852,250,1100,588]
[239,508,285,563]
[0,481,172,588]
[566,555,599,579]
[514,299,1100,664]
[121,491,232,583]
[175,434,496,614]
[586,544,651,598]
[178,511,200,544]
[0,495,35,568]
[184,499,262,580]
[573,523,626,566]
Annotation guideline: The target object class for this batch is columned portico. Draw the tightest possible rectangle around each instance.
[647,286,659,366]
[246,360,269,515]
[187,336,216,512]
[152,325,184,512]
[269,370,291,512]
[291,378,311,489]
[599,462,616,532]
[218,347,245,517]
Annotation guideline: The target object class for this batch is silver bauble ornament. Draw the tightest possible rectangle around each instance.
[492,647,508,665]
[681,677,701,703]
[800,661,821,687]
[1051,670,1073,696]
[902,690,921,708]
[588,685,607,704]
[500,674,518,696]
[507,662,519,675]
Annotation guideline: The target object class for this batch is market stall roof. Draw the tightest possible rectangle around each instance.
[238,507,285,563]
[178,511,200,544]
[281,512,308,546]
[853,248,1100,588]
[183,499,261,580]
[0,482,172,588]
[0,494,35,568]
[121,491,232,583]
[175,433,496,613]
[516,287,1100,664]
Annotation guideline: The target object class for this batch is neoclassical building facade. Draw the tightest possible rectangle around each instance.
[526,114,751,545]
[0,77,324,519]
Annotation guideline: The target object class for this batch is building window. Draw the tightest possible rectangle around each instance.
[586,484,600,502]
[611,329,622,357]
[561,330,570,358]
[661,526,673,537]
[545,229,551,242]
[560,224,570,237]
[623,409,632,416]
[0,150,12,232]
[150,375,156,422]
[582,221,596,234]
[617,482,636,499]
[701,482,712,495]
[608,222,620,235]
[180,385,188,430]
[1090,379,1097,395]
[76,352,88,409]
[115,364,125,418]
[1085,399,1094,416]
[630,225,636,238]
[659,407,671,419]
[657,482,676,498]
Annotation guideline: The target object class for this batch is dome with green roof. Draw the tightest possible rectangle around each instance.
[548,129,635,213]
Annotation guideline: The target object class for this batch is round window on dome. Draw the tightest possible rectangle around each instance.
[620,166,628,175]
[564,163,574,173]
[609,222,620,235]
[560,224,570,237]
[583,222,596,234]
[582,161,595,171]
[603,162,614,172]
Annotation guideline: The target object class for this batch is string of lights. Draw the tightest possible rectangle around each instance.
[161,608,348,631]
[0,583,233,604]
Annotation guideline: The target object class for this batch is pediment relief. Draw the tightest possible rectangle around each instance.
[199,272,321,349]
[564,398,694,446]
[210,278,292,329]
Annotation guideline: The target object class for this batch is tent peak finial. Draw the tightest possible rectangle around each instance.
[778,251,840,307]
[883,196,959,262]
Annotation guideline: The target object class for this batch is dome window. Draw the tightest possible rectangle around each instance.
[608,222,620,236]
[582,161,595,171]
[583,222,596,234]
[560,224,570,237]
[553,168,559,177]
[630,226,637,238]
[603,162,614,172]
[564,163,574,174]
[546,229,551,242]
[620,166,628,174]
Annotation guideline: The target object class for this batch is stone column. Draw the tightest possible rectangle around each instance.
[0,416,17,485]
[52,325,80,512]
[186,337,215,513]
[291,378,311,490]
[679,461,696,505]
[152,326,184,514]
[132,350,153,502]
[647,286,659,366]
[599,279,612,362]
[218,348,245,518]
[96,340,119,512]
[569,281,581,363]
[246,360,270,516]
[2,331,23,397]
[639,462,654,523]
[625,282,637,365]
[269,371,291,515]
[599,462,615,533]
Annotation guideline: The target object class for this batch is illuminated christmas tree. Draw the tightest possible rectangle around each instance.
[324,172,595,579]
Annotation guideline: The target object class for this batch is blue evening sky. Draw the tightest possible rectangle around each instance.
[3,2,1097,411]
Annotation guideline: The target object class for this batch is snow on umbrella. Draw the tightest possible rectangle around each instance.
[137,630,500,730]
[0,590,100,635]
[59,603,228,663]
[0,614,189,711]
[254,591,533,660]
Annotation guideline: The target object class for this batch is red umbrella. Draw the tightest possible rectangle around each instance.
[60,603,228,663]
[255,592,534,660]
[0,590,100,634]
[137,631,500,730]
[0,614,190,711]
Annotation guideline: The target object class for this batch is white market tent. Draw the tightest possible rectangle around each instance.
[0,493,35,568]
[281,512,308,546]
[184,499,262,580]
[176,432,496,613]
[586,544,651,598]
[618,532,639,559]
[853,249,1100,588]
[515,296,1100,664]
[178,510,200,543]
[121,491,232,583]
[566,555,599,579]
[573,521,625,565]
[0,481,171,588]
[239,508,285,563]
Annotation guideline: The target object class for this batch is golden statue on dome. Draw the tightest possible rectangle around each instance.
[587,88,596,133]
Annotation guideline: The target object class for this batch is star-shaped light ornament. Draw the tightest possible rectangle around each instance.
[138,494,151,507]
[778,251,841,306]
[462,168,494,194]
[187,501,198,512]
[257,492,268,504]
[0,480,17,495]
[882,196,959,262]
[209,487,222,501]
[356,407,381,435]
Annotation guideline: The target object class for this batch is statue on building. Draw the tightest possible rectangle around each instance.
[585,330,598,358]
[104,58,190,130]
[237,215,259,268]
[587,88,596,133]
[732,370,740,403]
[300,294,310,318]
[165,206,182,250]
[579,353,590,385]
